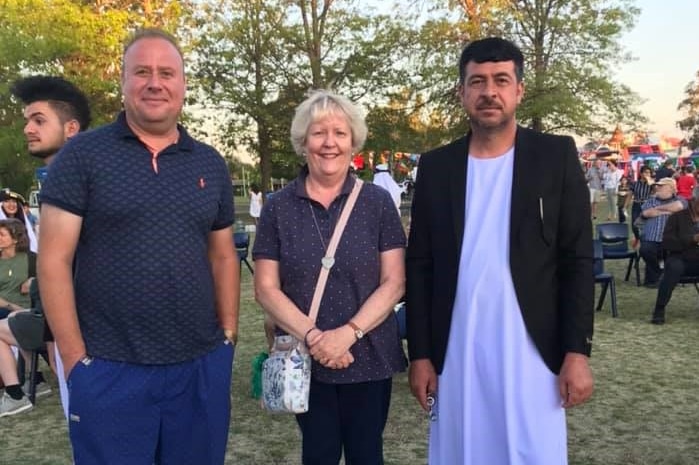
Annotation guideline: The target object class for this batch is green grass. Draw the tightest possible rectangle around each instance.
[2,204,699,464]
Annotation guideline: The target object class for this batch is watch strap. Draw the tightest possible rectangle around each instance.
[347,320,364,339]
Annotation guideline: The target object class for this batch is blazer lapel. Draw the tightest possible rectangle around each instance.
[449,135,470,258]
[510,127,540,250]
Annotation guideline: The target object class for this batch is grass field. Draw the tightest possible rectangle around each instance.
[1,202,699,464]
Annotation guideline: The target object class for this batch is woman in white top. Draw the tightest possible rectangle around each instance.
[249,184,263,225]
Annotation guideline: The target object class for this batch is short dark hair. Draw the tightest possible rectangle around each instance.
[458,37,524,84]
[10,76,91,131]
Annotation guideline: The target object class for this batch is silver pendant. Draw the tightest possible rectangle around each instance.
[321,256,335,270]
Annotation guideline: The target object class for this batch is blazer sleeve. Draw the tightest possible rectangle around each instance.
[662,212,693,253]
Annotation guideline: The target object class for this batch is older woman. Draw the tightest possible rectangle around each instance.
[253,90,406,464]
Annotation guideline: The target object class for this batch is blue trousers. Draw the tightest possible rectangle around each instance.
[295,378,392,465]
[68,341,234,465]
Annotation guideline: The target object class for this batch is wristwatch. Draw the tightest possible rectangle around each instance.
[347,320,364,340]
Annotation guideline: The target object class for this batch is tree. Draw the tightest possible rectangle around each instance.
[193,0,294,192]
[506,0,646,134]
[677,70,699,150]
[0,0,192,194]
[194,0,413,191]
[406,0,646,138]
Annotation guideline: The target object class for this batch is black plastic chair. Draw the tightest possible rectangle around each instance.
[678,275,699,307]
[234,231,254,275]
[594,239,618,317]
[595,223,640,286]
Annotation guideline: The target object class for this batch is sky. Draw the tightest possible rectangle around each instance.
[616,0,699,140]
[370,0,699,140]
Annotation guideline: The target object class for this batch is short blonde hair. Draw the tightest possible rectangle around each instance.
[290,90,367,156]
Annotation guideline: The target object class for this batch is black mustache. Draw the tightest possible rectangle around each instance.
[477,99,501,110]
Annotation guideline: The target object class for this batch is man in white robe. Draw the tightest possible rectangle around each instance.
[372,163,403,213]
[406,37,594,465]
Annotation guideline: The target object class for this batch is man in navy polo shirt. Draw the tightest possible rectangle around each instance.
[38,28,239,465]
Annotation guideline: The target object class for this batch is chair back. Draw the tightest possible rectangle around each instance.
[595,223,631,254]
[593,239,605,276]
[233,231,250,261]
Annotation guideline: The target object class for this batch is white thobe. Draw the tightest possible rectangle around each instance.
[428,148,567,465]
[373,171,402,212]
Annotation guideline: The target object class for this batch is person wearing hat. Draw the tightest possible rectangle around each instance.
[650,195,699,324]
[639,177,687,287]
[0,190,37,253]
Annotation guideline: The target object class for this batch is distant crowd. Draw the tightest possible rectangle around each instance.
[585,157,699,324]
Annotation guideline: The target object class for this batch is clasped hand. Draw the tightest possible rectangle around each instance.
[307,327,355,370]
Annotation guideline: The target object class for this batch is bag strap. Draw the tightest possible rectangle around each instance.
[307,178,363,323]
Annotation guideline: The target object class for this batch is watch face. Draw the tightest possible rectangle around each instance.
[356,329,364,339]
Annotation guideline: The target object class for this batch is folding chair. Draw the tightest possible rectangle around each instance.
[234,231,254,274]
[594,239,618,317]
[678,274,699,307]
[16,346,48,404]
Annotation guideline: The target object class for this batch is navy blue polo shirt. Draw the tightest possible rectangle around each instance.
[253,167,407,383]
[40,112,234,364]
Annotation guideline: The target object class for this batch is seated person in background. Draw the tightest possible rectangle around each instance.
[639,178,687,287]
[0,304,48,417]
[0,219,35,319]
[0,219,49,417]
[650,196,699,324]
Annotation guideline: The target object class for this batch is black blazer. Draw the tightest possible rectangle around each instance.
[662,209,699,261]
[405,127,594,375]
